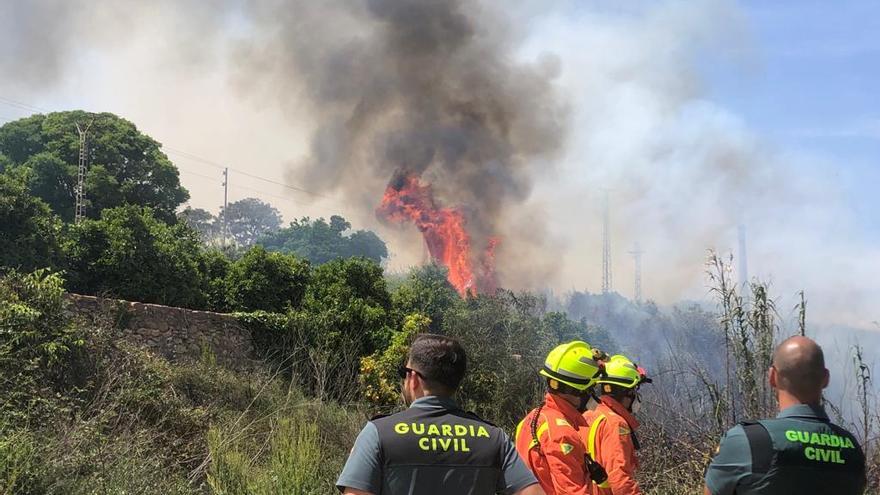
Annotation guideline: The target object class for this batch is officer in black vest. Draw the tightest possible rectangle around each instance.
[337,333,544,495]
[704,336,866,494]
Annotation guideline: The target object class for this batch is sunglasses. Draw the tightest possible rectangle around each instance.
[397,365,422,380]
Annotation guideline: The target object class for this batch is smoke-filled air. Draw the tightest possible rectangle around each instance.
[2,0,879,493]
[0,0,877,319]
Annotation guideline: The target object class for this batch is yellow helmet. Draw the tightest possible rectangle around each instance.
[539,341,602,391]
[596,354,648,390]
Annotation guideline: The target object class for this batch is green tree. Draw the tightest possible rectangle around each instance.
[63,205,209,308]
[0,111,188,222]
[0,172,62,271]
[220,198,282,247]
[178,207,219,243]
[224,246,310,312]
[289,257,395,399]
[391,264,460,332]
[258,215,388,264]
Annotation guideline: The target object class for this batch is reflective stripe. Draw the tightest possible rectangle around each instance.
[516,414,550,450]
[542,365,593,385]
[588,414,610,489]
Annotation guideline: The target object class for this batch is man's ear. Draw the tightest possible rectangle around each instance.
[768,366,777,389]
[821,368,830,390]
[410,371,423,392]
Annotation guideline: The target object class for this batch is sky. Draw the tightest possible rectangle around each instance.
[0,0,877,331]
[701,0,879,238]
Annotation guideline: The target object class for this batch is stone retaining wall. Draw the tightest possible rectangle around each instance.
[66,294,254,368]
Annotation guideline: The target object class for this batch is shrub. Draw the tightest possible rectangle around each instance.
[360,313,430,409]
[63,205,209,308]
[0,172,62,271]
[224,246,310,312]
[0,270,83,424]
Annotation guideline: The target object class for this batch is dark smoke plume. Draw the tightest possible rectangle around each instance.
[234,0,568,279]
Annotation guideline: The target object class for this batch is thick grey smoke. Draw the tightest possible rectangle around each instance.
[231,0,568,287]
[0,0,877,330]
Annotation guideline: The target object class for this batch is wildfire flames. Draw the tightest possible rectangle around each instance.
[378,173,497,297]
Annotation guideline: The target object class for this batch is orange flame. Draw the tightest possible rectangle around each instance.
[378,173,497,296]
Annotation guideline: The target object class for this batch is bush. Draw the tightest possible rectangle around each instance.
[0,270,83,424]
[63,205,210,308]
[0,172,62,271]
[360,313,430,409]
[224,246,310,312]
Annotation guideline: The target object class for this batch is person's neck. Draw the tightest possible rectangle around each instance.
[777,390,822,412]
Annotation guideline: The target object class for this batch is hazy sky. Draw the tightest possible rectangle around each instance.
[0,0,876,329]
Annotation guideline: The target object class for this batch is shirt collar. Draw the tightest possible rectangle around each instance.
[777,403,829,421]
[410,395,459,410]
[599,395,640,430]
[544,392,586,423]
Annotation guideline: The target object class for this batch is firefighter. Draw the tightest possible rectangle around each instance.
[515,341,606,495]
[337,333,543,495]
[583,354,651,495]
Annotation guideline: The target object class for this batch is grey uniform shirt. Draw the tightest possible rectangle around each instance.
[705,404,866,495]
[337,396,537,494]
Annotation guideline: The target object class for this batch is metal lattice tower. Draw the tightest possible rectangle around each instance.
[601,190,612,294]
[74,120,93,224]
[221,167,229,246]
[628,242,644,303]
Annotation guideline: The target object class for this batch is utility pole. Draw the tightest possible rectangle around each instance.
[221,167,229,247]
[74,119,94,224]
[628,242,644,303]
[601,189,612,294]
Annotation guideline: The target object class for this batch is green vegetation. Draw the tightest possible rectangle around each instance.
[0,111,876,494]
[258,215,388,265]
[0,111,188,222]
[0,174,61,272]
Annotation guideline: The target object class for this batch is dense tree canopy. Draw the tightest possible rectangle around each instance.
[391,264,460,332]
[178,207,219,242]
[220,198,282,246]
[0,111,188,222]
[0,173,62,271]
[63,205,208,308]
[223,246,310,312]
[258,215,388,265]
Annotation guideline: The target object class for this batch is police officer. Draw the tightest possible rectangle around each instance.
[337,333,544,495]
[704,336,867,494]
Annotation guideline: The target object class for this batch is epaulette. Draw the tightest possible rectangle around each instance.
[370,413,391,421]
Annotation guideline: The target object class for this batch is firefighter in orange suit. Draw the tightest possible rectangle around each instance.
[583,354,651,495]
[515,341,606,495]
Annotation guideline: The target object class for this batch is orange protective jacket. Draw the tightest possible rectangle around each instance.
[515,393,593,495]
[583,396,642,495]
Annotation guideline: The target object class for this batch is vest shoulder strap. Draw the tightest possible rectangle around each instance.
[741,420,773,474]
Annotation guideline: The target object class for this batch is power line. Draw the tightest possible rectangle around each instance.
[0,96,328,201]
[164,147,328,199]
[0,96,352,220]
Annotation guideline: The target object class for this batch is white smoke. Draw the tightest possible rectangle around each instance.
[0,0,876,331]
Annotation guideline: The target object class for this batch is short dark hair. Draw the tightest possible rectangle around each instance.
[408,334,467,392]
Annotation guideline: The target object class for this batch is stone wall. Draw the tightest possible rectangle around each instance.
[66,294,254,368]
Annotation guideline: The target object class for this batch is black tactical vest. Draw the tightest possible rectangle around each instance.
[371,403,506,495]
[739,411,866,494]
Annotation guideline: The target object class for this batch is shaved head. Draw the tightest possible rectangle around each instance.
[771,336,828,402]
